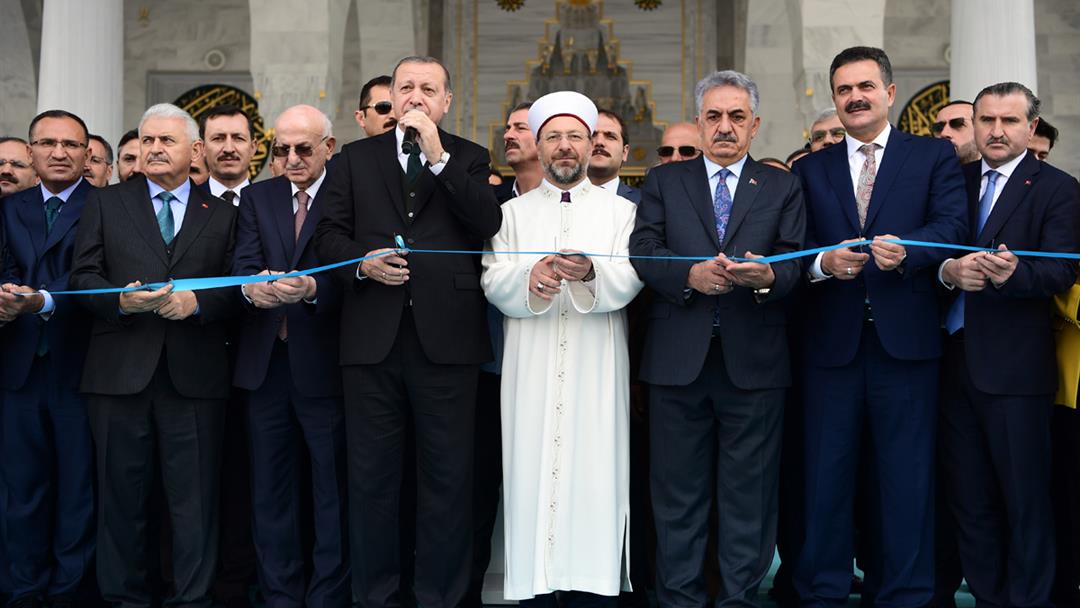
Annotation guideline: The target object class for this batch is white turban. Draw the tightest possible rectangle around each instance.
[527,91,598,137]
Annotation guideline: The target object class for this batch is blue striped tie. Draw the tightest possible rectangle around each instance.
[944,170,1000,334]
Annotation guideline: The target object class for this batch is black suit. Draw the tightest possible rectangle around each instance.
[629,155,805,605]
[940,153,1080,607]
[315,128,501,608]
[70,175,239,608]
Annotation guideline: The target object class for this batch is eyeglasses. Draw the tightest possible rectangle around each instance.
[271,136,329,158]
[656,145,700,158]
[0,159,31,169]
[361,101,393,115]
[810,127,847,143]
[30,138,87,151]
[930,118,967,134]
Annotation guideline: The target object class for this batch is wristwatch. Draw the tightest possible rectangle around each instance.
[430,151,451,169]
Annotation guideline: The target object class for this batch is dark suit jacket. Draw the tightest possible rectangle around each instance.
[232,175,343,397]
[617,181,641,204]
[630,155,806,389]
[793,129,967,366]
[69,175,239,398]
[314,128,502,366]
[0,180,94,391]
[951,153,1080,395]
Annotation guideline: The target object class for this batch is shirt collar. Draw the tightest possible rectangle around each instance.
[596,176,621,192]
[702,153,748,180]
[981,149,1027,180]
[39,177,84,203]
[539,177,592,200]
[147,177,191,205]
[207,175,249,198]
[290,168,328,201]
[845,123,892,160]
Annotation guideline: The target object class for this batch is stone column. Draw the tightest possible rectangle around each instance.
[357,0,419,84]
[950,0,1037,100]
[248,0,351,128]
[36,0,124,149]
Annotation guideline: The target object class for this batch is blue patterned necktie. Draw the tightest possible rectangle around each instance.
[713,168,733,245]
[944,170,1001,334]
[157,191,176,246]
[44,196,63,235]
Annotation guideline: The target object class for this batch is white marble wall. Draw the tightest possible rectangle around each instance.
[742,0,799,160]
[0,1,37,139]
[1035,0,1080,179]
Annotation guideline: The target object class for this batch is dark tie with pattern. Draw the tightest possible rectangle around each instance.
[713,168,733,327]
[855,143,879,229]
[279,190,311,341]
[406,147,423,183]
[37,197,64,356]
[221,190,237,206]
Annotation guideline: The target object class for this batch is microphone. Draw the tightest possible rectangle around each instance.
[402,127,419,154]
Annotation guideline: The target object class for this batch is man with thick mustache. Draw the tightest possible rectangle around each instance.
[315,56,501,608]
[792,47,967,606]
[116,129,141,182]
[587,108,640,203]
[200,104,256,205]
[0,137,39,196]
[0,110,96,608]
[355,75,398,138]
[630,70,806,606]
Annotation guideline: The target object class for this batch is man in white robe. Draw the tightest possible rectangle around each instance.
[481,91,643,608]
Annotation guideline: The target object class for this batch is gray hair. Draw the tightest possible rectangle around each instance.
[974,81,1041,122]
[139,103,199,142]
[694,70,760,117]
[392,56,453,93]
[811,107,838,126]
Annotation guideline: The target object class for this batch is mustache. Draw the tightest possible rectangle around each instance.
[985,135,1009,146]
[146,153,170,163]
[553,151,579,160]
[216,152,242,161]
[845,99,872,113]
[712,132,738,144]
[505,140,520,151]
[591,147,611,157]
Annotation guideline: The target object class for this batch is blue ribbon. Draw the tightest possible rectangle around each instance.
[27,237,1080,296]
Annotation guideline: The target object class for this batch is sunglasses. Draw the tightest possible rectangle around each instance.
[657,145,700,158]
[930,118,967,134]
[361,101,393,115]
[810,127,847,143]
[271,136,329,158]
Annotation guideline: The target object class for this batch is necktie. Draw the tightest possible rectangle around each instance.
[221,190,237,206]
[561,191,571,203]
[44,196,62,235]
[855,143,879,229]
[37,197,64,357]
[713,168,733,246]
[157,191,176,246]
[406,147,423,183]
[945,170,1001,334]
[279,190,312,342]
[712,168,733,327]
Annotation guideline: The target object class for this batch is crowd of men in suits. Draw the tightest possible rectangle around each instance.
[0,44,1079,608]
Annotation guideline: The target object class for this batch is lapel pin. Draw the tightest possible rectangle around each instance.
[201,202,209,208]
[1024,179,1032,186]
[749,177,758,186]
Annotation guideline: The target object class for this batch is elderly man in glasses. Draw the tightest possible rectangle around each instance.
[932,100,980,164]
[355,75,397,138]
[808,107,846,152]
[232,103,350,607]
[655,121,701,165]
[0,136,39,196]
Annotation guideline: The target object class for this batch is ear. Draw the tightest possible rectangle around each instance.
[621,144,630,163]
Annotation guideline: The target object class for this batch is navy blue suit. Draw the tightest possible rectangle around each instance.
[232,175,350,607]
[0,179,95,603]
[0,207,9,604]
[791,129,967,607]
[940,153,1080,607]
[616,181,641,204]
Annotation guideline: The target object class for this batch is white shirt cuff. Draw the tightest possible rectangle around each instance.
[938,258,956,290]
[428,153,449,175]
[38,290,55,317]
[356,263,368,281]
[809,252,831,282]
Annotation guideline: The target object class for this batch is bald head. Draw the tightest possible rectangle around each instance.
[272,104,335,189]
[657,122,701,164]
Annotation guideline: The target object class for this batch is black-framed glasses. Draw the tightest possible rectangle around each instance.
[930,118,967,134]
[30,138,87,151]
[361,101,393,115]
[657,145,699,158]
[810,127,847,143]
[271,136,329,158]
[0,159,31,169]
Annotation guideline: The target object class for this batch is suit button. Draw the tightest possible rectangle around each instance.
[409,192,416,198]
[407,238,415,244]
[408,212,414,218]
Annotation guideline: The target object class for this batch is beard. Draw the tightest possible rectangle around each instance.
[543,155,586,186]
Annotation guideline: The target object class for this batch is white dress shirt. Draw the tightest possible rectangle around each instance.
[595,176,621,193]
[394,125,449,176]
[809,123,893,280]
[291,169,327,213]
[207,176,250,205]
[702,152,747,207]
